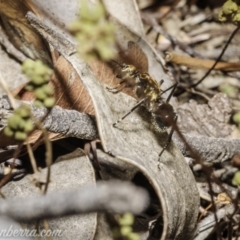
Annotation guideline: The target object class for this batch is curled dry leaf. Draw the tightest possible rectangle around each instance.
[0,0,51,65]
[52,56,95,115]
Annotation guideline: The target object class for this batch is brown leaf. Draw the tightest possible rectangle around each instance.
[0,0,52,65]
[52,56,95,115]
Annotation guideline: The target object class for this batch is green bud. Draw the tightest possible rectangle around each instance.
[35,64,48,76]
[34,88,47,100]
[34,60,44,70]
[14,131,27,141]
[75,33,87,43]
[43,97,55,108]
[81,23,96,35]
[42,85,54,95]
[120,226,132,236]
[17,118,27,130]
[68,20,82,33]
[219,83,237,97]
[128,232,139,240]
[233,112,240,124]
[232,171,240,185]
[218,10,227,22]
[34,100,44,107]
[119,213,134,226]
[25,69,35,78]
[16,105,31,118]
[25,84,35,91]
[90,3,105,22]
[222,0,238,15]
[32,75,45,85]
[79,0,92,22]
[4,126,14,137]
[22,59,35,72]
[8,115,22,130]
[23,119,34,132]
[233,12,240,22]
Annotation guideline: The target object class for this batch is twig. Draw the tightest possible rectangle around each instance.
[185,88,210,101]
[29,114,52,195]
[165,51,240,71]
[157,0,181,22]
[0,71,17,109]
[26,142,38,173]
[0,181,149,221]
[190,25,240,88]
[172,123,222,240]
[173,134,240,163]
[196,204,236,238]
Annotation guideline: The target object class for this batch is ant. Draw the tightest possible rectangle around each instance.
[107,41,177,167]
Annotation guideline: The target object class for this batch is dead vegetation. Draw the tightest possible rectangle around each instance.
[0,0,240,239]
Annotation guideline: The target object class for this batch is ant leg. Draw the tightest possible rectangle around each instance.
[161,83,174,95]
[166,82,178,102]
[113,97,148,127]
[158,115,178,169]
[159,81,178,102]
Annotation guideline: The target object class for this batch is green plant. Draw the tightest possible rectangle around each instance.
[112,213,139,240]
[22,59,55,108]
[232,170,240,185]
[68,0,116,61]
[219,0,240,23]
[4,105,33,141]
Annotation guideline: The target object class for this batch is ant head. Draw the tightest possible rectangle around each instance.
[122,64,137,75]
[153,102,176,128]
[122,63,136,73]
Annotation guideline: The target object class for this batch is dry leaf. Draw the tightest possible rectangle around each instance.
[0,0,51,65]
[177,93,235,138]
[52,56,94,115]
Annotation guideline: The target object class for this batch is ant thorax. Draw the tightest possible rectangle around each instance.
[135,73,162,104]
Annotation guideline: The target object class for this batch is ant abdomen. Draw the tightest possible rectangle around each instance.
[152,102,176,129]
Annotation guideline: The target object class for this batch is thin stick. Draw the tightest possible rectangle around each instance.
[27,142,38,173]
[31,115,52,195]
[190,25,240,89]
[0,71,17,109]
